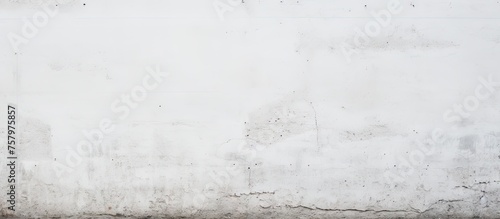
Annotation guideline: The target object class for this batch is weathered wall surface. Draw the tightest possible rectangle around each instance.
[1,0,500,218]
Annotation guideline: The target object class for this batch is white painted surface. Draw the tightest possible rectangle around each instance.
[1,0,499,217]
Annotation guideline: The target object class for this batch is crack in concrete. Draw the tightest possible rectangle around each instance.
[420,199,465,214]
[309,102,319,149]
[280,198,471,215]
[453,181,499,190]
[282,204,421,214]
[227,191,276,197]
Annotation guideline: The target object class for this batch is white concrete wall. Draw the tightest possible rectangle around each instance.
[1,0,500,218]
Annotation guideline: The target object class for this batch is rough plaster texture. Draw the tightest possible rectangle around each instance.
[1,0,500,218]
